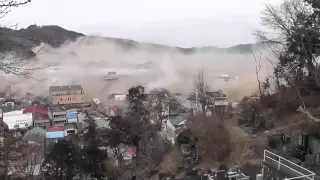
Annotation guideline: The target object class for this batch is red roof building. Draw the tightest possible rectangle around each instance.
[23,105,49,121]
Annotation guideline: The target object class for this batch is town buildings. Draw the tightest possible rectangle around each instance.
[48,85,84,126]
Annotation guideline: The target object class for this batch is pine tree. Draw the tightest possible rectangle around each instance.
[41,139,79,180]
[80,119,107,179]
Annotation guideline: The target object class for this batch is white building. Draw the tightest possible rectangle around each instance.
[108,94,126,101]
[94,117,110,128]
[3,110,33,130]
[162,115,188,144]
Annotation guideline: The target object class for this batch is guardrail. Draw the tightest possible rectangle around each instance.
[264,150,316,180]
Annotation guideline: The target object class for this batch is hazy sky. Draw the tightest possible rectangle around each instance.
[3,0,281,47]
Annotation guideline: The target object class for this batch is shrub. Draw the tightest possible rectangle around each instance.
[187,115,231,161]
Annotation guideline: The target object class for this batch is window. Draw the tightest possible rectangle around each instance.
[67,130,76,134]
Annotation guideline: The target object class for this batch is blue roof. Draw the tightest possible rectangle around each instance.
[66,111,77,119]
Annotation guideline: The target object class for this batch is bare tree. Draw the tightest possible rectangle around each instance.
[8,144,44,180]
[0,0,62,80]
[188,115,231,161]
[194,70,212,116]
[254,0,311,45]
[255,0,320,121]
[149,88,181,129]
[251,51,263,96]
[149,88,171,125]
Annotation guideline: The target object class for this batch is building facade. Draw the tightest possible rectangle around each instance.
[3,110,33,130]
[48,85,84,125]
[23,105,50,129]
[49,85,84,107]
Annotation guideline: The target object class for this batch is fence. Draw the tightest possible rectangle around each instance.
[264,150,316,180]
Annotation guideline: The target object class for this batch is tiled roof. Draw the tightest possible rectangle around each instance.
[23,106,48,115]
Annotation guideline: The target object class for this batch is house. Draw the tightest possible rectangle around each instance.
[23,105,50,129]
[108,145,136,166]
[46,126,64,145]
[66,111,78,123]
[49,106,67,126]
[207,90,230,117]
[85,111,110,129]
[64,123,78,136]
[108,93,126,101]
[207,90,228,106]
[3,110,33,130]
[162,114,188,144]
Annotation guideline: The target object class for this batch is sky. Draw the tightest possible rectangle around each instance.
[2,0,282,48]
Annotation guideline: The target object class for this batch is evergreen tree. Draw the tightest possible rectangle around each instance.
[127,85,148,116]
[41,139,79,180]
[80,119,107,179]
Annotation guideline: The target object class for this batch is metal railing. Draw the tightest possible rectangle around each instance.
[264,150,316,180]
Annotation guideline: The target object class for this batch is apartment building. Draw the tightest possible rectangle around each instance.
[49,85,84,107]
[48,85,84,125]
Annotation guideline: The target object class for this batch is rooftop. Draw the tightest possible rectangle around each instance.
[22,127,46,144]
[4,110,24,116]
[23,105,48,115]
[49,85,83,92]
[64,123,77,130]
[207,91,227,98]
[169,114,188,126]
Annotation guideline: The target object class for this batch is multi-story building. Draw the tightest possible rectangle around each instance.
[23,105,50,129]
[49,85,84,107]
[48,85,84,126]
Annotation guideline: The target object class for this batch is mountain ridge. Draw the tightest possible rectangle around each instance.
[0,25,254,57]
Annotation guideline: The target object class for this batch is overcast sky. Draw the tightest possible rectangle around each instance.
[3,0,281,48]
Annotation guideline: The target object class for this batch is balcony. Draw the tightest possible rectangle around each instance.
[263,150,316,180]
[53,116,67,122]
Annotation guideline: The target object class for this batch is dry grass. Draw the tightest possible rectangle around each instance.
[158,146,180,174]
[188,115,232,162]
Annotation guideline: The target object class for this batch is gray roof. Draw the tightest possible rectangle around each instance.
[23,127,46,144]
[207,91,227,98]
[64,123,77,129]
[49,85,83,92]
[169,115,187,126]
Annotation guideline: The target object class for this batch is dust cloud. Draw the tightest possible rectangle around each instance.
[0,36,272,101]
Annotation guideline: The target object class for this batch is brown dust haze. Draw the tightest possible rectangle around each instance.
[0,36,272,101]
